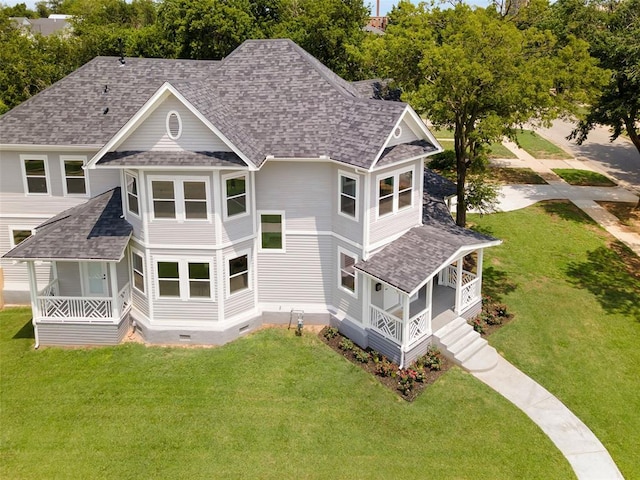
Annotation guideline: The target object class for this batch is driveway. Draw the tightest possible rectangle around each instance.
[534,118,640,190]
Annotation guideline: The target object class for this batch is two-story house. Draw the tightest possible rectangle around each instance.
[0,39,499,367]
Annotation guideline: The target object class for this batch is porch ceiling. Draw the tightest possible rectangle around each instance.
[355,224,500,295]
[2,188,132,262]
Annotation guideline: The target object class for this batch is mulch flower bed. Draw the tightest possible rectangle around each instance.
[319,326,451,402]
[469,296,515,337]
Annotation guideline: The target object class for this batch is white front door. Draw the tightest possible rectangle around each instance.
[83,262,108,296]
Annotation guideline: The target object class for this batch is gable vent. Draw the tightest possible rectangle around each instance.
[166,111,182,140]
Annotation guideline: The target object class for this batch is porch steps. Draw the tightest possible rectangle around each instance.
[433,317,498,372]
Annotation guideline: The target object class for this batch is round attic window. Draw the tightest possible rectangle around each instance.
[166,111,182,140]
[393,126,403,138]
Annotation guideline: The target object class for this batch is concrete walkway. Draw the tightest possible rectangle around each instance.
[491,141,640,256]
[471,357,624,480]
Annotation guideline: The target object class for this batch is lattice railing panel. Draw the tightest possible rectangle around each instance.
[370,306,402,343]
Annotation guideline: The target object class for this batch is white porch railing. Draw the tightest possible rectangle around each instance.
[459,277,482,312]
[36,282,131,323]
[369,305,403,343]
[408,309,431,345]
[440,265,476,289]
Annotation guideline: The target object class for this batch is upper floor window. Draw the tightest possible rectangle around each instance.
[61,157,87,195]
[259,212,284,251]
[223,173,248,220]
[338,172,358,220]
[166,111,182,140]
[377,167,414,218]
[125,172,139,216]
[21,155,49,195]
[149,176,210,221]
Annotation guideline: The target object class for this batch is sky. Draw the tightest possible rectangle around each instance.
[4,0,494,16]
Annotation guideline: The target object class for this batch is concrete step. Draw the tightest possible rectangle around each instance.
[447,328,480,354]
[438,323,470,349]
[433,316,467,339]
[462,345,499,372]
[455,336,487,364]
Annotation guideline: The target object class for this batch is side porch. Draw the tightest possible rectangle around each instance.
[1,188,134,346]
[355,223,500,367]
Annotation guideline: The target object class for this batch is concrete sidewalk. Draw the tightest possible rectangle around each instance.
[471,357,624,480]
[490,142,640,256]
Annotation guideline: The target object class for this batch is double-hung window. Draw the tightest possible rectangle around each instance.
[259,212,284,251]
[338,248,358,296]
[223,173,248,219]
[61,156,87,195]
[21,155,49,195]
[228,253,250,295]
[131,250,145,294]
[10,228,34,247]
[377,167,414,218]
[126,173,139,216]
[149,177,210,221]
[156,259,214,300]
[338,172,358,220]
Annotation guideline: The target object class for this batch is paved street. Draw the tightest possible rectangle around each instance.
[533,118,640,190]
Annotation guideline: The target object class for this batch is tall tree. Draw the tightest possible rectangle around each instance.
[369,1,603,226]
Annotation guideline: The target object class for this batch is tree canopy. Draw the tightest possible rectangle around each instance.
[362,1,604,226]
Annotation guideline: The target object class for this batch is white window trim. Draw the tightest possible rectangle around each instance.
[337,246,358,298]
[8,225,36,248]
[375,165,416,220]
[222,172,250,221]
[60,155,89,197]
[20,154,50,196]
[225,249,251,298]
[125,171,141,218]
[130,248,146,295]
[337,170,359,222]
[258,210,286,253]
[147,175,212,222]
[166,110,183,140]
[154,256,215,301]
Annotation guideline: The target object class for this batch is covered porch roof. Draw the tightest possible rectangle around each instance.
[97,150,247,168]
[355,223,500,296]
[2,188,132,262]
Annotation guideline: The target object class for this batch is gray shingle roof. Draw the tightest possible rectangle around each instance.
[377,140,438,168]
[423,168,457,200]
[2,188,132,261]
[1,39,425,170]
[98,150,246,167]
[355,223,499,294]
[0,57,219,146]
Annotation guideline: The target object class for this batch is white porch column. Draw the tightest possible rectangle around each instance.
[363,276,372,327]
[426,278,433,335]
[477,249,484,293]
[27,261,39,319]
[402,292,410,347]
[455,257,463,314]
[109,262,120,319]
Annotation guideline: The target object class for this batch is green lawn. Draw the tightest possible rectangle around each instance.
[471,202,640,479]
[432,127,455,139]
[436,139,454,151]
[551,169,617,187]
[0,311,571,479]
[515,130,573,159]
[487,142,517,159]
[487,167,547,185]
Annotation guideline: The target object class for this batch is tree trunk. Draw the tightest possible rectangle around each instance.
[624,118,640,156]
[454,123,468,227]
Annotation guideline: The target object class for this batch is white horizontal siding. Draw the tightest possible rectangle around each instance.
[255,162,333,231]
[118,96,231,152]
[147,222,216,246]
[223,240,255,318]
[220,218,253,245]
[88,169,120,197]
[331,164,363,245]
[333,239,364,323]
[132,288,149,318]
[37,317,129,346]
[257,234,332,305]
[0,193,87,217]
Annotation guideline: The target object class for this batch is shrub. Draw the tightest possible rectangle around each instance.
[470,317,485,334]
[353,347,370,363]
[369,350,384,363]
[428,150,456,172]
[416,347,443,371]
[375,359,396,377]
[482,311,502,326]
[397,369,419,395]
[323,327,339,340]
[494,303,509,318]
[338,338,354,351]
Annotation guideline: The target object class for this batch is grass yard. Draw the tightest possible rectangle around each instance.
[1,310,571,479]
[515,130,573,159]
[551,169,617,187]
[470,201,640,479]
[432,127,455,139]
[436,139,454,151]
[487,167,547,185]
[487,142,517,159]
